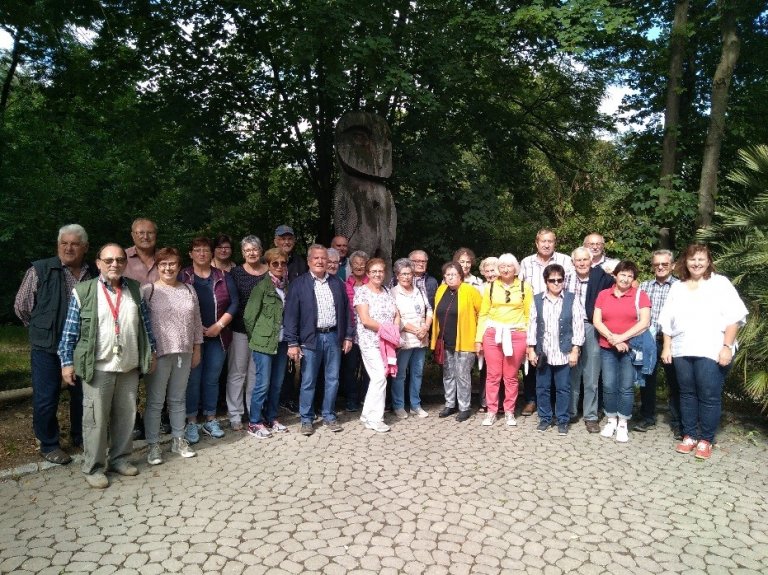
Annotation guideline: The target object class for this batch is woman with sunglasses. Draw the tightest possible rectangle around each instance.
[226,235,269,431]
[475,253,532,427]
[181,237,238,443]
[243,248,290,438]
[526,264,585,435]
[592,260,650,443]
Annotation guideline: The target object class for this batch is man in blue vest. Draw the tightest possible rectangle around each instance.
[58,243,157,488]
[526,264,585,435]
[15,224,92,465]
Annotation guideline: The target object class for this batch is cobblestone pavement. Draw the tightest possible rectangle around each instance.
[2,405,768,575]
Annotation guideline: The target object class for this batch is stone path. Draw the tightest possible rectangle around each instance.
[2,406,768,574]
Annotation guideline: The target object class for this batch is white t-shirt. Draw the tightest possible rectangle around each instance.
[658,273,748,361]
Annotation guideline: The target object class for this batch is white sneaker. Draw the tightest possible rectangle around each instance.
[505,413,517,427]
[147,443,163,466]
[412,407,429,418]
[615,422,629,443]
[482,413,497,426]
[365,420,391,433]
[171,437,197,458]
[600,417,618,438]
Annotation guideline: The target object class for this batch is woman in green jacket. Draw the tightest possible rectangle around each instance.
[243,248,289,439]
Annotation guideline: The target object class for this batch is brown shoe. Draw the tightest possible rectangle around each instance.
[521,402,536,416]
[584,420,600,433]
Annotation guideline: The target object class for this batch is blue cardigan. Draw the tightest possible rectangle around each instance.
[283,272,355,350]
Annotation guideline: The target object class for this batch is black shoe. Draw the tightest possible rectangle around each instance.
[537,420,550,432]
[438,407,458,418]
[569,416,580,425]
[633,420,656,433]
[558,423,569,436]
[456,410,472,422]
[300,422,314,436]
[281,400,300,414]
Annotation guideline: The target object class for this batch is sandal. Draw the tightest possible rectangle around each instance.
[42,448,72,465]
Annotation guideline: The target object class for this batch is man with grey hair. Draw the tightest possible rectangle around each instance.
[326,247,341,275]
[409,249,439,308]
[283,244,355,436]
[584,233,620,273]
[15,224,93,465]
[636,249,680,436]
[568,246,614,432]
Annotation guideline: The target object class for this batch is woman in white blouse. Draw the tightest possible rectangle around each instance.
[390,258,432,419]
[659,244,748,461]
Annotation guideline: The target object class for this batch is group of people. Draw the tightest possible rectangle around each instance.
[15,222,747,488]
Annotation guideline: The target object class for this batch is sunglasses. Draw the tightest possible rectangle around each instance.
[100,257,127,265]
[546,278,564,285]
[504,289,511,303]
[270,261,287,268]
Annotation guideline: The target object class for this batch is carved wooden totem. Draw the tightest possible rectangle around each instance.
[334,111,396,268]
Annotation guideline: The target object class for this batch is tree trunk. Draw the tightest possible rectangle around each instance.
[696,0,740,229]
[1,29,23,121]
[657,0,689,249]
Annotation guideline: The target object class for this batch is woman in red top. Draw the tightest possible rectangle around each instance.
[592,261,651,443]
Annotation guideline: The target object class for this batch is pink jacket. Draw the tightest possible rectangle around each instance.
[377,322,400,377]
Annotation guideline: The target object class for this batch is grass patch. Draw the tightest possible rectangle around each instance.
[0,324,31,392]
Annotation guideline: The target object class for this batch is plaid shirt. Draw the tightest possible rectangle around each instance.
[58,277,156,367]
[640,275,679,335]
[519,252,574,295]
[14,262,91,326]
[312,273,337,329]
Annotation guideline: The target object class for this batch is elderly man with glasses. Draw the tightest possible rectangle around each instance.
[636,249,680,436]
[58,243,157,488]
[125,218,159,285]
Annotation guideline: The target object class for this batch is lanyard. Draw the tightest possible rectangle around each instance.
[100,281,123,336]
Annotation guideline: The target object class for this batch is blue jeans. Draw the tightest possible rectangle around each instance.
[31,349,83,452]
[298,332,341,424]
[186,337,227,417]
[569,323,601,421]
[673,356,727,443]
[600,348,635,419]
[391,347,427,410]
[535,360,571,425]
[250,342,289,425]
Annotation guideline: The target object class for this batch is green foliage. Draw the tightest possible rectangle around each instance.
[699,145,768,410]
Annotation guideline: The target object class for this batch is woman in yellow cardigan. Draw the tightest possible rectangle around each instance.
[431,262,482,421]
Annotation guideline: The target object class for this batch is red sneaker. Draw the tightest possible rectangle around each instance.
[676,436,697,454]
[694,440,713,460]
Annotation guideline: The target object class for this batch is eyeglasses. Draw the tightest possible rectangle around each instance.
[398,272,413,277]
[546,278,564,284]
[158,262,178,269]
[270,261,287,268]
[132,231,156,237]
[100,257,127,265]
[192,248,211,254]
[215,245,232,251]
[243,248,260,254]
[653,263,670,268]
[327,260,340,266]
[411,259,427,264]
[369,269,385,275]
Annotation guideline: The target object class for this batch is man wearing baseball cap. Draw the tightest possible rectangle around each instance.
[274,225,307,284]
